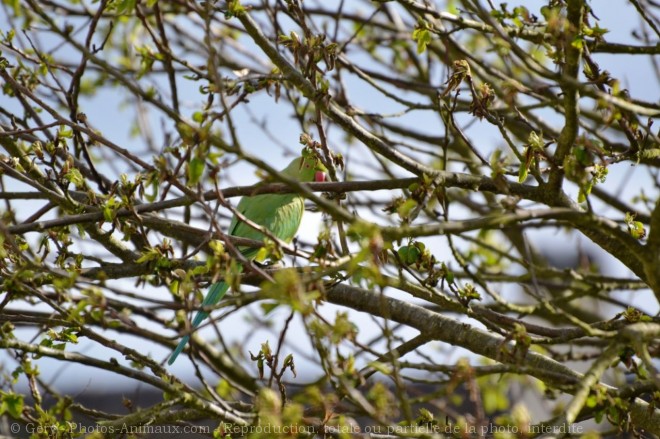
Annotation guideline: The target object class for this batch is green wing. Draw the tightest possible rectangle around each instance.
[229,193,305,260]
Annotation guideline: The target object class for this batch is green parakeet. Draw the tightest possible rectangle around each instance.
[168,152,327,364]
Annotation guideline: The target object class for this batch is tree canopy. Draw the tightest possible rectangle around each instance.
[1,0,659,437]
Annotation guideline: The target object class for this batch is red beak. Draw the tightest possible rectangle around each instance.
[314,171,326,182]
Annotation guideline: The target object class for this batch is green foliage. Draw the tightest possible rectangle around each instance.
[367,381,397,418]
[0,391,24,419]
[412,21,432,54]
[625,212,646,239]
[187,157,206,186]
[519,131,546,183]
[457,283,481,304]
[620,306,652,323]
[478,375,511,414]
[261,269,320,315]
[110,0,137,15]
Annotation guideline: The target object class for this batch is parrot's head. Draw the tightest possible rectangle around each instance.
[283,149,327,182]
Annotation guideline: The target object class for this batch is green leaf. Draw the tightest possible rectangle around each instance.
[102,197,120,222]
[527,131,544,150]
[65,168,85,189]
[102,205,114,223]
[0,392,24,419]
[397,245,421,265]
[571,36,584,49]
[58,126,73,138]
[112,0,137,14]
[574,146,589,165]
[591,24,609,38]
[578,187,588,203]
[145,177,159,203]
[368,361,393,375]
[629,221,646,239]
[260,302,280,315]
[192,111,205,123]
[412,27,432,54]
[187,158,205,186]
[518,162,528,183]
[624,212,646,239]
[225,0,246,18]
[136,247,161,264]
[396,199,418,219]
[416,407,434,423]
[586,394,598,408]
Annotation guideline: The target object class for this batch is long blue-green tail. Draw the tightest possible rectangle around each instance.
[168,281,230,364]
